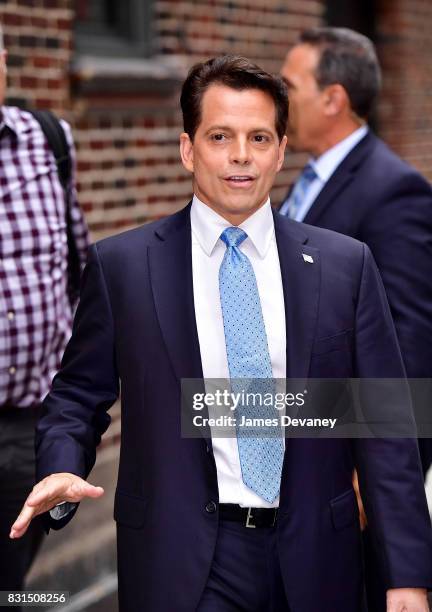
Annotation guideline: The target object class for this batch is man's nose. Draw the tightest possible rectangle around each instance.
[229,139,251,165]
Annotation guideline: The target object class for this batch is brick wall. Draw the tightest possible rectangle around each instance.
[152,0,324,230]
[1,1,432,236]
[1,0,325,241]
[1,0,72,113]
[155,0,322,70]
[70,0,325,240]
[375,0,432,182]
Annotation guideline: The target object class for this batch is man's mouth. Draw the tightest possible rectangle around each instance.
[223,175,256,186]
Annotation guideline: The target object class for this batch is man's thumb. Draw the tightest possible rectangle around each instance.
[71,481,104,498]
[87,485,104,497]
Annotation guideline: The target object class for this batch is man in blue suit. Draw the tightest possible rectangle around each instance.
[10,56,432,611]
[279,27,432,476]
[280,28,432,611]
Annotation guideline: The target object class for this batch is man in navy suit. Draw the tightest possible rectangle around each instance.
[279,27,432,477]
[10,56,432,612]
[280,28,432,611]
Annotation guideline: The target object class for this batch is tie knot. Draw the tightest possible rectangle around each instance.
[220,227,248,248]
[301,163,317,183]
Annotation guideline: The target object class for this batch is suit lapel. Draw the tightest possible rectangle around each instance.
[273,212,320,379]
[303,131,375,226]
[148,204,213,447]
[148,204,203,383]
[304,172,354,225]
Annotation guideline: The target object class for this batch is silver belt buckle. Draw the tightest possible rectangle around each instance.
[245,507,256,528]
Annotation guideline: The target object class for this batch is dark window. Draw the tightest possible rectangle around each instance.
[325,0,376,42]
[75,0,153,57]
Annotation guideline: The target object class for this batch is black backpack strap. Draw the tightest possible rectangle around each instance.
[29,109,72,190]
[29,109,81,306]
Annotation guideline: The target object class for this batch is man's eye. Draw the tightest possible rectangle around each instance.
[254,135,269,143]
[211,134,226,141]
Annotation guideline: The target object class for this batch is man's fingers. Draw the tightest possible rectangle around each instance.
[26,475,72,506]
[27,486,63,507]
[10,503,39,539]
[27,478,104,506]
[11,480,66,538]
[10,475,104,540]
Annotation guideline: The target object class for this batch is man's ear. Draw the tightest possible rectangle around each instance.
[276,134,287,172]
[180,132,194,173]
[323,84,348,117]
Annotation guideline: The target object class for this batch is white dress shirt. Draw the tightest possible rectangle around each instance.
[290,125,369,222]
[191,195,286,508]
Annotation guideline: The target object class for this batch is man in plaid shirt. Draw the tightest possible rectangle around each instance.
[0,25,89,596]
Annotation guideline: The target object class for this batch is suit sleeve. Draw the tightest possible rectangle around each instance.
[352,244,432,588]
[35,243,119,530]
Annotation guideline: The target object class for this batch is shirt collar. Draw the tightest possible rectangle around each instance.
[0,105,27,136]
[190,194,274,259]
[311,125,369,183]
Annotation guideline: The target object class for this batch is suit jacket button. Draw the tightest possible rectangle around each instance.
[205,501,217,514]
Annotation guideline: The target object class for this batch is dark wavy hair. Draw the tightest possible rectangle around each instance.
[180,55,288,141]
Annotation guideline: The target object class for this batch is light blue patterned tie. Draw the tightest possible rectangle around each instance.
[280,163,317,219]
[219,227,284,503]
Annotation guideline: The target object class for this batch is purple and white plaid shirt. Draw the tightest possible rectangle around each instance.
[0,106,89,408]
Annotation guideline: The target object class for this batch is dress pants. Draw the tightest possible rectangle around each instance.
[0,407,45,611]
[363,528,387,612]
[197,518,290,612]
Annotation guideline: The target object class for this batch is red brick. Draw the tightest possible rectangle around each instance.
[90,141,105,151]
[2,13,24,26]
[20,76,39,88]
[34,98,55,108]
[57,18,71,30]
[47,78,62,90]
[32,56,58,69]
[31,16,49,29]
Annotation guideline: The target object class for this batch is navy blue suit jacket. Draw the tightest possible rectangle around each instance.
[36,204,432,612]
[288,132,432,471]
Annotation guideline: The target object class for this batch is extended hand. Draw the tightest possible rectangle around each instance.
[10,473,104,539]
[387,588,429,611]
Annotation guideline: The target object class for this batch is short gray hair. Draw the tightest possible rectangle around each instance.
[299,27,381,119]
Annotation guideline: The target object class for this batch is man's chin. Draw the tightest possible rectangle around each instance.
[219,200,267,219]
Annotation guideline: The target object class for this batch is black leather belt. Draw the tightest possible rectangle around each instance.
[219,503,278,528]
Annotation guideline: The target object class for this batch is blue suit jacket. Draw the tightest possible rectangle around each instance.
[36,204,432,612]
[289,132,432,471]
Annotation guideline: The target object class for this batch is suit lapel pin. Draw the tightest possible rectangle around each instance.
[302,253,314,264]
